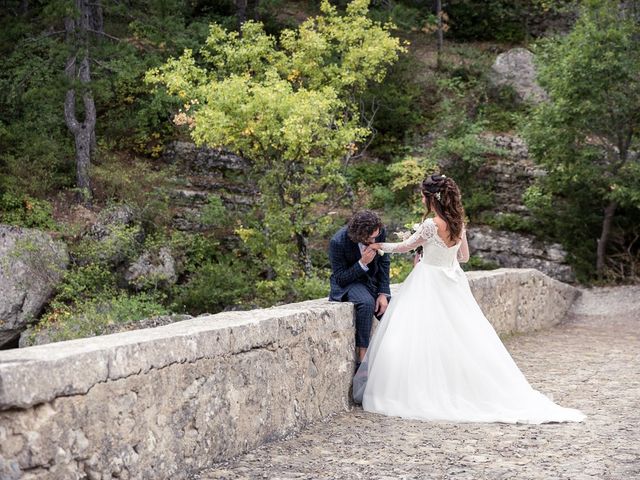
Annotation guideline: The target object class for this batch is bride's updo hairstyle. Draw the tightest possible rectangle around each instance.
[421,174,465,242]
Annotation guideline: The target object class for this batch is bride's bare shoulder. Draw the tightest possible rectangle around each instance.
[431,216,447,232]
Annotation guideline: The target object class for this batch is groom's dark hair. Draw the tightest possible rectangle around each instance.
[347,210,383,244]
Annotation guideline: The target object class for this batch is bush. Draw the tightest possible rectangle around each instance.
[462,188,496,217]
[171,257,254,314]
[291,272,331,301]
[446,1,526,42]
[479,212,534,234]
[346,162,392,187]
[0,192,58,230]
[92,156,175,233]
[461,255,500,271]
[72,223,144,267]
[478,85,529,132]
[201,194,230,228]
[52,263,118,305]
[26,291,170,345]
[389,255,415,283]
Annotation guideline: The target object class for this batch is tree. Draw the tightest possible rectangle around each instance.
[525,0,640,279]
[64,0,103,203]
[147,0,405,296]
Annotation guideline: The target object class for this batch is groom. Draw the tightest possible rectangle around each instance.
[329,210,391,364]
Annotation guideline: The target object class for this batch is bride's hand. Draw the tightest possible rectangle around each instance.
[369,242,382,252]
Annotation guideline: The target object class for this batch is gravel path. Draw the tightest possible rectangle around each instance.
[196,286,640,480]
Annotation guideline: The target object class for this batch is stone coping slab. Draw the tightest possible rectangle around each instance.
[0,300,353,410]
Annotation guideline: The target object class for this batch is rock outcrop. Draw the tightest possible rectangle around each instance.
[125,247,177,290]
[0,225,69,348]
[479,133,545,217]
[490,48,548,104]
[83,204,145,266]
[467,226,574,283]
[162,141,255,232]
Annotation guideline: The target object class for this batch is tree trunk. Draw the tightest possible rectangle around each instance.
[596,200,618,278]
[295,231,313,277]
[436,0,443,70]
[64,0,99,203]
[236,0,247,31]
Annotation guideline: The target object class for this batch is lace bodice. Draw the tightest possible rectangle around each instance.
[380,218,469,267]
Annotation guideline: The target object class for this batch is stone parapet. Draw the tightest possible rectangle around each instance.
[0,269,578,479]
[464,268,579,335]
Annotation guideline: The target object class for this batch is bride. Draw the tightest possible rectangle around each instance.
[353,174,585,424]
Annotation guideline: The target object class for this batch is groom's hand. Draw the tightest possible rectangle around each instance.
[375,294,388,316]
[361,246,377,265]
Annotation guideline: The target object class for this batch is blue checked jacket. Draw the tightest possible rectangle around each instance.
[328,226,391,301]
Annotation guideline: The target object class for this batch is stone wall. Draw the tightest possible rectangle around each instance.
[0,269,579,479]
[464,268,579,335]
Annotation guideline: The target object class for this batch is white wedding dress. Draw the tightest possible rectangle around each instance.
[353,218,586,424]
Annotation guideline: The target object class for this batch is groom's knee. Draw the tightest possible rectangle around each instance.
[354,295,375,315]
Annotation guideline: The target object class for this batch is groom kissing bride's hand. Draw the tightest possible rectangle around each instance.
[328,210,392,365]
[366,244,388,316]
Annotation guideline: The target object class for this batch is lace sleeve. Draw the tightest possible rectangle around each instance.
[457,226,470,263]
[379,219,437,254]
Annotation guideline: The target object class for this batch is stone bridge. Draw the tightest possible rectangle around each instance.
[0,269,638,479]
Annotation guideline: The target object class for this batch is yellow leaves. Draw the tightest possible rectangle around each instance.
[389,265,402,280]
[235,226,257,243]
[150,145,163,158]
[287,69,301,82]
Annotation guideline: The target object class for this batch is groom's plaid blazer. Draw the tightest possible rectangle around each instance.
[328,226,391,301]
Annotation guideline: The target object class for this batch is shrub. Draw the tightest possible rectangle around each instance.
[0,192,58,230]
[26,291,170,345]
[171,257,254,314]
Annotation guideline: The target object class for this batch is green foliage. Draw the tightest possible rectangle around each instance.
[462,187,496,218]
[0,192,58,230]
[368,185,396,209]
[446,0,577,42]
[0,0,224,198]
[479,85,529,132]
[346,162,392,187]
[447,0,527,42]
[29,291,169,345]
[201,194,230,228]
[290,272,331,301]
[148,0,405,285]
[21,254,168,345]
[50,263,118,305]
[368,2,435,32]
[72,223,144,267]
[461,255,500,271]
[92,157,175,233]
[171,257,253,314]
[364,51,430,152]
[164,230,221,275]
[0,28,75,195]
[524,0,640,279]
[387,151,437,210]
[389,255,415,283]
[480,212,535,234]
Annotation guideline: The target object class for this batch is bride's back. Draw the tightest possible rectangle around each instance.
[419,218,464,268]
